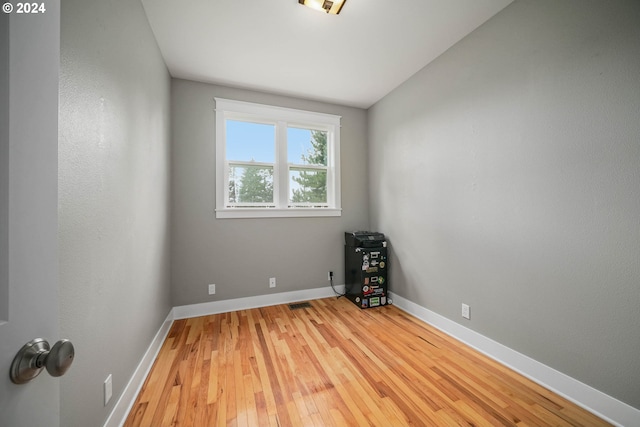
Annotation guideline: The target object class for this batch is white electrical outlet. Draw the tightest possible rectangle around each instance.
[462,303,470,320]
[269,277,276,288]
[104,374,113,406]
[208,284,216,295]
[328,271,333,281]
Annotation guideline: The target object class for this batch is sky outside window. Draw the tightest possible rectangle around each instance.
[288,127,323,165]
[226,120,317,164]
[226,120,275,162]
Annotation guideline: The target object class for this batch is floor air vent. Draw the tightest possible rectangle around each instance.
[288,302,312,310]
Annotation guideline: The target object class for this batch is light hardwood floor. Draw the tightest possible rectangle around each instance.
[124,297,610,426]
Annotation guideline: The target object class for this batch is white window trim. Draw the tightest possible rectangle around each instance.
[215,98,342,219]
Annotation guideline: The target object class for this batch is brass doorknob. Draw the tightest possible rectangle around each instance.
[10,338,75,384]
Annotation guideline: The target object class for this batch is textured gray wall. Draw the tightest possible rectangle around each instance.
[58,0,172,426]
[368,0,640,409]
[171,79,369,306]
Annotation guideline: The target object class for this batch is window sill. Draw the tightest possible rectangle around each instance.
[215,208,342,219]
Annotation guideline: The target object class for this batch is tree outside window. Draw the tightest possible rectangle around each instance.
[215,98,341,218]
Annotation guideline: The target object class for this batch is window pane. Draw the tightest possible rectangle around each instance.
[228,165,274,204]
[287,127,327,166]
[289,168,327,204]
[226,120,275,162]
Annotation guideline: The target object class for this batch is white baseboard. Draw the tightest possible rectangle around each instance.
[103,285,344,427]
[105,287,639,427]
[389,292,640,427]
[103,310,174,427]
[172,284,345,319]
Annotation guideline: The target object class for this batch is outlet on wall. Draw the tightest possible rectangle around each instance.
[269,277,276,288]
[208,284,216,295]
[328,271,333,281]
[104,374,113,406]
[462,303,470,320]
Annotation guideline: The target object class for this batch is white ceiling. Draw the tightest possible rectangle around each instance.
[141,0,512,109]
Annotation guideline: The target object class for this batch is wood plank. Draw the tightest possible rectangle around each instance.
[124,297,611,427]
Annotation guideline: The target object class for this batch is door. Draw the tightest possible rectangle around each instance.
[0,3,61,426]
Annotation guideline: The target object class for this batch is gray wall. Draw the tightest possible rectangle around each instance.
[171,79,369,306]
[58,0,172,426]
[368,0,640,409]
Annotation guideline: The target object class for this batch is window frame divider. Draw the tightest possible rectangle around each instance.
[215,97,341,219]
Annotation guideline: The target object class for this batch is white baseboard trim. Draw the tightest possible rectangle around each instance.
[172,285,345,319]
[389,291,640,427]
[103,309,175,427]
[105,287,640,427]
[103,285,345,427]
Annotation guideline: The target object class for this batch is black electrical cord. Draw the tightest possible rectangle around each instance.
[329,274,346,298]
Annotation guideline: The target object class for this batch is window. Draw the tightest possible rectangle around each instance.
[215,98,341,218]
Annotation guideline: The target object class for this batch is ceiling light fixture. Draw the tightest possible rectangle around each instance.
[298,0,347,15]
